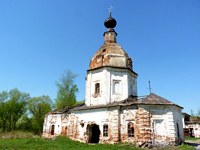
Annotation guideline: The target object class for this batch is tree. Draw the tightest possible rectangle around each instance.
[190,108,200,117]
[8,89,30,130]
[0,89,29,132]
[0,91,9,132]
[16,114,32,132]
[28,96,52,134]
[55,70,78,109]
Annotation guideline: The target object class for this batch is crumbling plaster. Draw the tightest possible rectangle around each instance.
[85,67,137,106]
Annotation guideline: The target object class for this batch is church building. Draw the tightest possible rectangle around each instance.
[42,13,184,147]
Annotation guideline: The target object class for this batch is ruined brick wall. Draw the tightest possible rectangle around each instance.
[69,108,121,144]
[68,114,79,139]
[106,108,120,143]
[60,114,69,136]
[135,108,152,146]
[139,106,184,146]
[120,107,137,143]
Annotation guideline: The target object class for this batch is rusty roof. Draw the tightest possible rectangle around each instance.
[72,93,183,111]
[139,93,183,109]
[49,93,183,113]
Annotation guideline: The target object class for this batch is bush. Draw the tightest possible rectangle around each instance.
[0,131,38,139]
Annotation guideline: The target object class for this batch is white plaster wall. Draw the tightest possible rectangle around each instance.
[72,108,108,140]
[182,115,186,128]
[120,108,137,141]
[43,114,63,136]
[73,108,109,126]
[110,69,128,102]
[72,108,119,141]
[173,107,184,140]
[128,72,137,96]
[191,124,200,138]
[120,106,177,143]
[85,67,137,106]
[85,68,110,106]
[153,107,175,140]
[141,105,184,143]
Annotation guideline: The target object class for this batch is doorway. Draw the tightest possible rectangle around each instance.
[86,124,100,143]
[51,125,55,135]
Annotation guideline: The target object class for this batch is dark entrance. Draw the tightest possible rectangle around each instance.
[86,124,100,143]
[51,125,55,135]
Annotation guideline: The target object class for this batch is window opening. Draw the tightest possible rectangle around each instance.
[127,122,134,137]
[95,83,100,94]
[103,124,108,137]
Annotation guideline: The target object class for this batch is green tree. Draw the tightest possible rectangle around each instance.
[8,89,30,130]
[0,89,29,131]
[55,70,78,109]
[16,114,32,132]
[28,95,52,134]
[0,91,9,131]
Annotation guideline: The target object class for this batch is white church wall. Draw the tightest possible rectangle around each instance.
[128,72,137,96]
[42,113,63,138]
[85,67,137,106]
[72,107,120,143]
[120,107,137,143]
[85,68,111,106]
[72,108,109,141]
[110,69,128,102]
[173,107,184,141]
[138,105,184,144]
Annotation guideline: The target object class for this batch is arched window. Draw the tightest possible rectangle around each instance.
[103,124,108,137]
[127,122,134,137]
[113,80,121,94]
[95,83,100,94]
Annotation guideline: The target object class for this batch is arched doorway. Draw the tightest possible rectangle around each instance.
[86,124,100,143]
[51,125,55,135]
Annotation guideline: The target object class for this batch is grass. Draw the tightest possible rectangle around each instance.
[0,136,142,150]
[0,131,196,150]
[185,136,200,141]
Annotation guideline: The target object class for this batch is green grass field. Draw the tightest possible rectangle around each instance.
[0,131,196,150]
[0,136,142,150]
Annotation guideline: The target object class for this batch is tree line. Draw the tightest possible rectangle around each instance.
[0,70,80,135]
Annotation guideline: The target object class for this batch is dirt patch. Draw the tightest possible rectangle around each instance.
[185,139,200,149]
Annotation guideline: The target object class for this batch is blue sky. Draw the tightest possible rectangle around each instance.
[0,0,199,114]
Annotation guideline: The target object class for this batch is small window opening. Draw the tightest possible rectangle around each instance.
[95,83,100,94]
[128,122,134,137]
[103,124,108,137]
[177,123,180,138]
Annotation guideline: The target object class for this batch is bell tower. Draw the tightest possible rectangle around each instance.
[85,13,138,106]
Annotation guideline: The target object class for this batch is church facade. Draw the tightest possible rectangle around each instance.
[42,14,184,146]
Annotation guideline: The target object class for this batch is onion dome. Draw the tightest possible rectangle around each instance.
[104,12,117,29]
[89,14,133,71]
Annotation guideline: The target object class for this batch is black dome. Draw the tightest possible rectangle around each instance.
[104,15,117,29]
